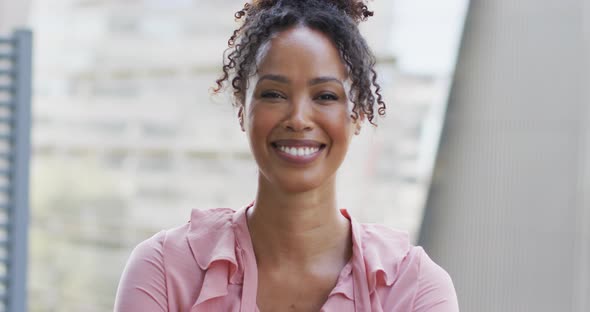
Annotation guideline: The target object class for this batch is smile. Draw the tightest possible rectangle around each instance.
[277,145,319,156]
[270,140,326,164]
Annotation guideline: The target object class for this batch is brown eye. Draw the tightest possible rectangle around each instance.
[261,91,285,99]
[316,93,339,101]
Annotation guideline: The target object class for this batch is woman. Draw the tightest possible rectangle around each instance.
[114,0,459,311]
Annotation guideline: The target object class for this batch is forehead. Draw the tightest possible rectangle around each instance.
[255,26,348,79]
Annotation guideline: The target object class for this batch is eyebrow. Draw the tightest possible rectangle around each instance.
[258,74,290,84]
[309,76,342,86]
[257,74,343,86]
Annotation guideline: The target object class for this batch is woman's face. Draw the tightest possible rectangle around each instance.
[242,26,360,193]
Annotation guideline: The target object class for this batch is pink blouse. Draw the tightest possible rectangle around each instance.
[114,205,459,311]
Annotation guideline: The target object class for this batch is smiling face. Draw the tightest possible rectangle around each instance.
[241,26,361,194]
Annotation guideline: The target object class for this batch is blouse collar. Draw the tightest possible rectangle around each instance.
[185,204,411,308]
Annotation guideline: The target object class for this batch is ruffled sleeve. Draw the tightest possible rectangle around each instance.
[114,231,168,312]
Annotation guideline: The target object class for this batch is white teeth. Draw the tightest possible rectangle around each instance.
[277,145,320,157]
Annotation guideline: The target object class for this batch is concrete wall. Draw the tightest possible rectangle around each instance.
[419,0,589,311]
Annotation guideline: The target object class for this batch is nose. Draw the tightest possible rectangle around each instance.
[283,96,313,132]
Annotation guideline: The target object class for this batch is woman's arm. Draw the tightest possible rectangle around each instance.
[114,231,168,312]
[412,248,459,312]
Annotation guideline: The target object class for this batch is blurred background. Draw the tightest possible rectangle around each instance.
[0,0,588,311]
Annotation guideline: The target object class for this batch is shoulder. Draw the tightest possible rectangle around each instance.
[115,208,239,311]
[357,223,458,311]
[120,230,171,278]
[120,207,237,279]
[358,222,413,287]
[142,207,237,266]
[379,245,458,311]
[412,247,459,311]
[115,231,168,311]
[131,229,167,260]
[130,208,236,252]
[360,223,411,257]
[119,229,172,280]
[415,247,453,288]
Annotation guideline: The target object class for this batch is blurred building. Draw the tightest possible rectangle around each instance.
[0,0,31,34]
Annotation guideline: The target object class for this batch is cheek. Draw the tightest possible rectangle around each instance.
[319,107,355,143]
[246,104,277,144]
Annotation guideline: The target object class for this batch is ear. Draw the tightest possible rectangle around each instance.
[238,106,245,132]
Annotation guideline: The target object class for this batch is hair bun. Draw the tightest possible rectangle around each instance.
[247,0,374,23]
[345,0,374,22]
[356,1,374,21]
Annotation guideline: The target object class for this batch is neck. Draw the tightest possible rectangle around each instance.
[247,174,351,270]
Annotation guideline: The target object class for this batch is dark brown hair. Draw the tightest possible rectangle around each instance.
[213,0,386,124]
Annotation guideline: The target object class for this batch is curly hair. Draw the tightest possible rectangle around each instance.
[213,0,386,124]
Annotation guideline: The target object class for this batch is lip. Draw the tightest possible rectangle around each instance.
[270,139,326,165]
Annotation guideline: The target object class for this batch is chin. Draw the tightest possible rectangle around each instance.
[265,172,328,194]
[277,180,322,194]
